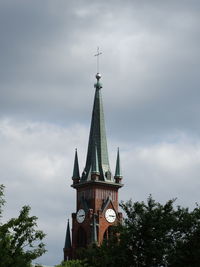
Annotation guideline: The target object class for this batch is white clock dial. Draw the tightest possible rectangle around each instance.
[105,209,116,223]
[76,209,85,223]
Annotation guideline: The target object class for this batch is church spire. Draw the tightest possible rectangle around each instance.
[114,148,123,183]
[67,68,124,261]
[72,149,80,184]
[81,73,112,182]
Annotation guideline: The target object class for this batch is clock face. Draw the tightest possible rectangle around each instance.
[105,209,116,223]
[76,209,85,223]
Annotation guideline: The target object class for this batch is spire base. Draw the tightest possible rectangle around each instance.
[91,172,100,181]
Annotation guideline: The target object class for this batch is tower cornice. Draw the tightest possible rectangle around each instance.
[71,180,123,189]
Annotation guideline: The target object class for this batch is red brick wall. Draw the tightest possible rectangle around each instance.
[71,183,122,257]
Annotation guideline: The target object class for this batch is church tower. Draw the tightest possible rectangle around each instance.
[64,72,123,260]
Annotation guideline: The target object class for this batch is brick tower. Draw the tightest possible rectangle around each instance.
[64,72,123,260]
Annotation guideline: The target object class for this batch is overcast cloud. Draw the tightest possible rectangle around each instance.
[0,0,200,265]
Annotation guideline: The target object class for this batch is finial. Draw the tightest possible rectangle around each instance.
[96,72,102,81]
[94,47,102,74]
[94,73,103,89]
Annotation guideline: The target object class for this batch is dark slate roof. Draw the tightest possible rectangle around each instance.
[64,219,72,249]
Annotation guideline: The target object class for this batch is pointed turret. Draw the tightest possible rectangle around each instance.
[63,219,72,261]
[64,219,72,249]
[81,73,113,182]
[72,149,80,184]
[114,148,123,183]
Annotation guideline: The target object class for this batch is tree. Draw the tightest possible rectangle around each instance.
[0,185,46,267]
[0,185,5,218]
[82,196,200,267]
[55,259,88,267]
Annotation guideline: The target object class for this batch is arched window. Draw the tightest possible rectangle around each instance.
[77,227,87,247]
[103,226,113,241]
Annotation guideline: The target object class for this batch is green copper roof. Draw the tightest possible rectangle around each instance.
[72,149,80,179]
[91,145,100,174]
[115,148,123,178]
[81,74,113,182]
[64,219,72,249]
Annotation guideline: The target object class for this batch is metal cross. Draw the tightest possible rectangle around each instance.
[94,47,102,73]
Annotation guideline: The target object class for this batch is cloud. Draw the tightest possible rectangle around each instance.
[0,0,200,140]
[1,118,200,264]
[0,0,200,265]
[119,134,200,208]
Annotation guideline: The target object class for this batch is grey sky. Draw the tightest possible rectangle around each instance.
[0,0,200,265]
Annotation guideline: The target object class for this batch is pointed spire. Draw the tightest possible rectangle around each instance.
[81,73,112,182]
[64,219,72,249]
[72,149,80,179]
[115,148,123,183]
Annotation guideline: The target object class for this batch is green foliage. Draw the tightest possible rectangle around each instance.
[0,185,46,267]
[0,184,5,218]
[55,259,88,267]
[82,196,200,267]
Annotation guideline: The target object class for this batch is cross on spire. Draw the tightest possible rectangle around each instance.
[94,47,102,73]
